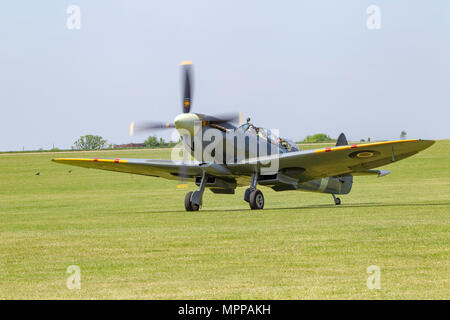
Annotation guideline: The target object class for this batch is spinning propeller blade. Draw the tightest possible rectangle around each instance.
[176,133,191,188]
[129,121,174,136]
[198,112,241,125]
[181,61,193,113]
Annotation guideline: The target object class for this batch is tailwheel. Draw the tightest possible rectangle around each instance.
[332,194,341,206]
[249,189,264,210]
[185,191,199,211]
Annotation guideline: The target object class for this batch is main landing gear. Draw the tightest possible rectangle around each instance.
[185,172,207,211]
[185,171,265,211]
[332,194,341,206]
[244,172,264,210]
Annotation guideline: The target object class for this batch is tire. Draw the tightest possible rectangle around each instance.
[185,192,193,211]
[335,197,341,205]
[243,188,251,202]
[184,191,199,211]
[249,189,264,210]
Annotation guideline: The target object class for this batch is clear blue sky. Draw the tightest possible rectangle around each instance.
[0,0,449,151]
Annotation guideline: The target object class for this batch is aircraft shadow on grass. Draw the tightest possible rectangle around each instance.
[134,201,450,214]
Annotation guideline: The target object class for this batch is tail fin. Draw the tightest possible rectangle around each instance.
[336,133,348,146]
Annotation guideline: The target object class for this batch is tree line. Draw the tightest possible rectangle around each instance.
[72,135,179,151]
[72,131,409,151]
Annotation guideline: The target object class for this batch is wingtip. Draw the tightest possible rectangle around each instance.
[418,139,435,147]
[424,139,436,148]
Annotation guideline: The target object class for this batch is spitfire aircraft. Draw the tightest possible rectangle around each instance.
[53,62,435,211]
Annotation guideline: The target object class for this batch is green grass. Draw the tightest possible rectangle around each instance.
[0,141,449,299]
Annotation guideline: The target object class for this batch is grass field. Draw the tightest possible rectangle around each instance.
[0,141,448,299]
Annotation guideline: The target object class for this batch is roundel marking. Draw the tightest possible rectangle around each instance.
[356,151,374,158]
[348,150,380,159]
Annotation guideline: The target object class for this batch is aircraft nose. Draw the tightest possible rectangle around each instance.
[174,113,200,137]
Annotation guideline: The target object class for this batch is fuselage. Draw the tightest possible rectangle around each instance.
[173,112,352,195]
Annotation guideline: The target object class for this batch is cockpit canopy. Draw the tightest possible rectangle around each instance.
[237,123,299,153]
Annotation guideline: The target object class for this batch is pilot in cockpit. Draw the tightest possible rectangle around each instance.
[277,137,288,149]
[277,137,299,152]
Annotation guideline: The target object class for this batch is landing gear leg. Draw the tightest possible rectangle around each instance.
[244,172,264,210]
[185,172,207,211]
[332,194,341,206]
[244,172,258,202]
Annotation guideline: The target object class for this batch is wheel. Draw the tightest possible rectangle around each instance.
[334,197,341,205]
[184,192,193,211]
[184,191,199,211]
[249,189,264,210]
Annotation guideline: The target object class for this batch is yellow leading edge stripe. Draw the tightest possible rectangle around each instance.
[53,140,419,163]
[313,139,419,153]
[53,158,128,164]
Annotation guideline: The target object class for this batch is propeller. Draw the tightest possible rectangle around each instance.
[130,61,242,137]
[128,61,242,188]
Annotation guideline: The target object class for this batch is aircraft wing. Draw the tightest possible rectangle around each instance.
[53,139,434,185]
[52,158,204,181]
[258,139,435,181]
